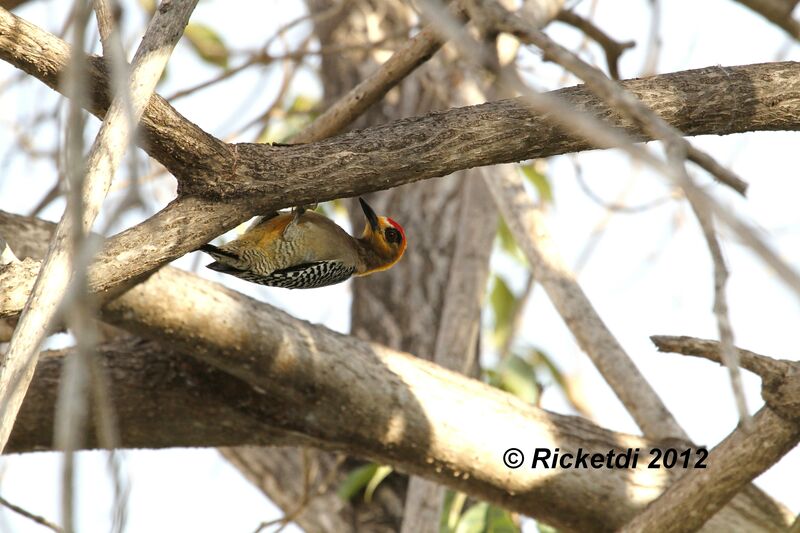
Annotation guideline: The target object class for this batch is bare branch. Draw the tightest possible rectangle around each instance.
[0,0,199,454]
[686,197,751,428]
[3,8,800,338]
[619,406,800,533]
[93,0,120,55]
[0,494,63,533]
[484,166,686,440]
[3,211,793,531]
[478,4,748,195]
[732,0,800,40]
[650,335,790,379]
[554,10,635,80]
[291,5,464,144]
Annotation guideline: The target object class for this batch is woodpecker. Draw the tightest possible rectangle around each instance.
[199,198,406,289]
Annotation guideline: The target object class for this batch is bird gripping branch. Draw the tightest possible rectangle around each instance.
[199,198,406,289]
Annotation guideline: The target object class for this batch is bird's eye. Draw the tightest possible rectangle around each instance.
[384,227,402,244]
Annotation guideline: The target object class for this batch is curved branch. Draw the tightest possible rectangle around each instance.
[7,273,790,532]
[3,8,800,320]
[9,338,311,452]
[1,211,793,532]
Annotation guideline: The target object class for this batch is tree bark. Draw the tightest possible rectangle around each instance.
[3,5,800,320]
[1,212,795,532]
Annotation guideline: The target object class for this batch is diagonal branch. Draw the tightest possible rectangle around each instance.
[0,0,199,453]
[3,8,800,327]
[291,3,465,144]
[731,0,800,40]
[620,405,799,533]
[469,3,800,304]
[1,212,792,532]
[484,167,686,441]
[620,335,800,533]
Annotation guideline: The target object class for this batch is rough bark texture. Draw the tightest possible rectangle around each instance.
[322,5,499,531]
[620,406,800,533]
[2,4,800,320]
[7,338,311,452]
[2,269,791,533]
[2,5,800,532]
[2,212,795,532]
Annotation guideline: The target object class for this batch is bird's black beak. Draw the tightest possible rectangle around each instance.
[359,197,380,231]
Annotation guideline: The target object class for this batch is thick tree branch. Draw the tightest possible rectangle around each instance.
[620,335,800,532]
[3,7,800,321]
[2,212,792,532]
[6,276,789,533]
[0,61,798,321]
[8,338,311,452]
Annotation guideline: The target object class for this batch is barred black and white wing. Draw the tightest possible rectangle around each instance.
[258,261,357,289]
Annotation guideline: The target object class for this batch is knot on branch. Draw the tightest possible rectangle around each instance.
[761,362,800,423]
[651,334,800,423]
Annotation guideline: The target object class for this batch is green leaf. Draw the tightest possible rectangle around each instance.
[184,23,229,68]
[498,354,540,404]
[528,349,567,392]
[440,491,468,533]
[490,275,516,348]
[289,94,317,113]
[337,463,378,501]
[484,368,502,389]
[364,465,393,503]
[495,219,526,265]
[486,506,519,533]
[520,164,553,205]
[257,95,318,143]
[536,522,560,533]
[496,218,516,255]
[455,502,489,533]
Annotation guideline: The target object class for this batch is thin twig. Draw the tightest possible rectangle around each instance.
[640,0,661,76]
[0,0,201,457]
[51,2,93,530]
[685,188,752,429]
[649,335,790,379]
[0,494,63,533]
[483,165,687,440]
[493,8,749,195]
[619,405,800,533]
[291,4,466,144]
[555,10,635,80]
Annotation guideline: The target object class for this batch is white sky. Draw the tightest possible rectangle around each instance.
[1,0,799,531]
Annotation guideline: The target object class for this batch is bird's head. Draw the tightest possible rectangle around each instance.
[359,197,406,273]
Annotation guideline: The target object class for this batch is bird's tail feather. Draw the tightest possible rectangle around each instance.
[206,260,242,274]
[198,243,239,260]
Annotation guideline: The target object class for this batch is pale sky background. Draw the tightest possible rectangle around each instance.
[1,0,799,531]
